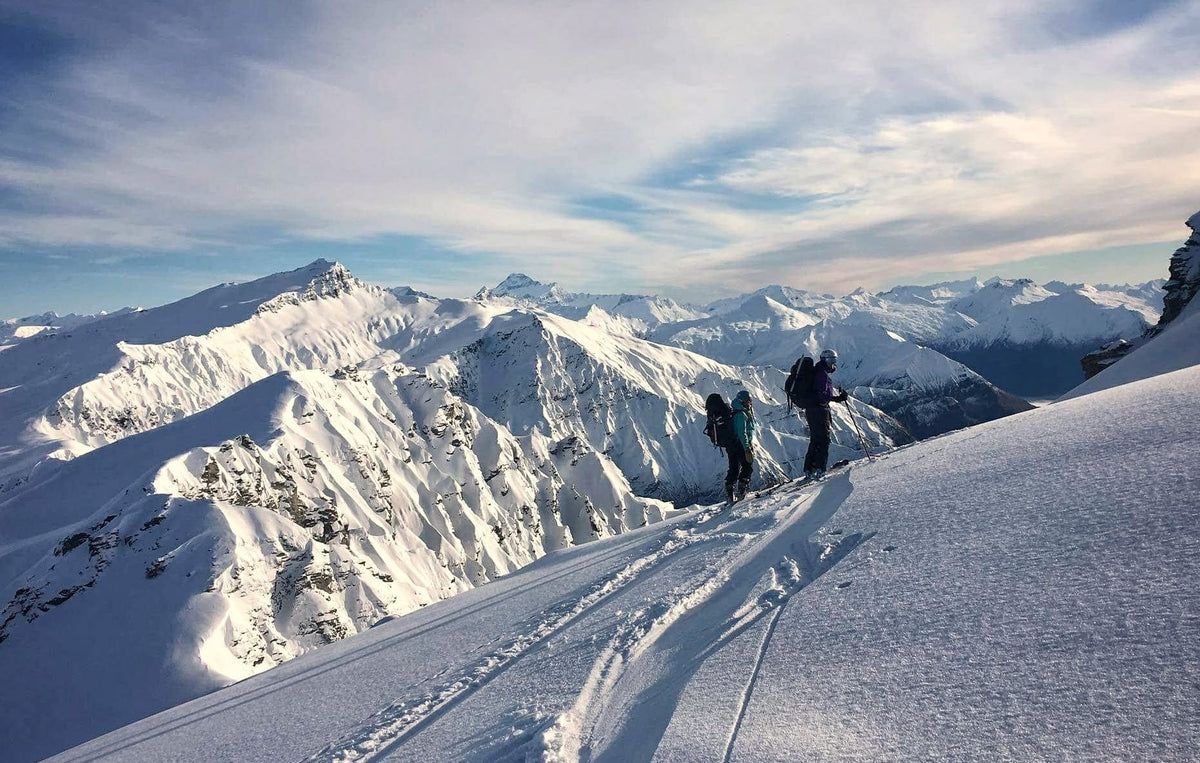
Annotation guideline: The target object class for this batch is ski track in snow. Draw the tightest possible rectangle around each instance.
[301,497,761,763]
[302,472,869,763]
[721,557,803,763]
[534,473,870,763]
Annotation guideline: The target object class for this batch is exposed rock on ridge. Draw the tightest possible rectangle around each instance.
[1082,212,1200,379]
[1157,211,1200,329]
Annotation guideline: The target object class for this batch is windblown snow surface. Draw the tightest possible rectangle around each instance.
[53,332,1200,759]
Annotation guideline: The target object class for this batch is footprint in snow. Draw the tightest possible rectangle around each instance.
[836,581,853,590]
[759,589,788,606]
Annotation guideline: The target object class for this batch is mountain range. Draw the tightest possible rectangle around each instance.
[0,216,1187,759]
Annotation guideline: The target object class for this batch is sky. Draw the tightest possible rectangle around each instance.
[0,0,1198,317]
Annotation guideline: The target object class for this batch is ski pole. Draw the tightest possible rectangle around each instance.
[842,398,876,462]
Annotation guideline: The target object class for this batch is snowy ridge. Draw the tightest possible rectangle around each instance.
[0,364,677,756]
[440,309,903,503]
[939,278,1157,348]
[652,306,1030,438]
[0,308,139,346]
[475,271,1160,401]
[475,273,708,332]
[0,260,388,485]
[1079,212,1198,385]
[1064,280,1200,399]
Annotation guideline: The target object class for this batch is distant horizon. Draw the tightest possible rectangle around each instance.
[2,246,1173,321]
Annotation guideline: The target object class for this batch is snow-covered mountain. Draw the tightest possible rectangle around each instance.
[929,278,1160,396]
[476,277,1035,437]
[729,277,1160,398]
[1,260,912,759]
[0,254,1179,760]
[480,271,1159,404]
[1069,215,1200,400]
[643,296,1030,439]
[0,308,138,347]
[41,262,1200,763]
[473,273,708,333]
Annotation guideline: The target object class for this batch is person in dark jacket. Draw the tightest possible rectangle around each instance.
[725,390,756,503]
[803,349,848,478]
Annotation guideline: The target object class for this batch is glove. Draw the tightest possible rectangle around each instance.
[833,387,849,403]
[744,445,754,463]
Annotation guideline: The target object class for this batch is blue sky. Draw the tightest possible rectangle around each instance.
[1,0,1198,316]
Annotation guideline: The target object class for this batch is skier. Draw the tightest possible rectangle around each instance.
[726,390,756,503]
[803,349,849,479]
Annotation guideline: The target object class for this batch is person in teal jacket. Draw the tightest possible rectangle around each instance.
[725,389,756,503]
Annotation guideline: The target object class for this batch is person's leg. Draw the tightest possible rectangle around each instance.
[804,407,823,474]
[815,408,832,472]
[736,456,751,498]
[725,442,744,502]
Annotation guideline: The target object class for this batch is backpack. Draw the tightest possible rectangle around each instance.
[784,356,817,410]
[703,393,736,448]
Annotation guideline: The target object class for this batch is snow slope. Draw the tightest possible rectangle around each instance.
[1,262,910,760]
[51,350,1200,762]
[0,364,680,760]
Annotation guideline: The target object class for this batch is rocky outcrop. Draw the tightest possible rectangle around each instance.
[1082,212,1200,379]
[1156,211,1200,329]
[1081,339,1133,379]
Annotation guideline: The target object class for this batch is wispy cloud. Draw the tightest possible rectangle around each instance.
[0,0,1197,303]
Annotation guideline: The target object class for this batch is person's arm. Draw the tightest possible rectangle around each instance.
[735,411,751,449]
[815,368,834,403]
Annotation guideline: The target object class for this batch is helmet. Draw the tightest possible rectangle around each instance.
[820,349,839,366]
[734,389,752,407]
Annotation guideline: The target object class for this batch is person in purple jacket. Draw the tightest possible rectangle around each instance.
[803,349,849,478]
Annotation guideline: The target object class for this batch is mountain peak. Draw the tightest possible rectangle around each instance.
[253,260,363,315]
[475,273,566,304]
[497,273,544,291]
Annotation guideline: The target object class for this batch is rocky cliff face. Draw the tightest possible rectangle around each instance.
[1082,212,1200,379]
[1157,211,1200,329]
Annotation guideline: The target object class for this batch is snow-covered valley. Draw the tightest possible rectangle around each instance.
[0,223,1194,761]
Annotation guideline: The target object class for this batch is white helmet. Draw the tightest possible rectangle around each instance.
[820,349,839,366]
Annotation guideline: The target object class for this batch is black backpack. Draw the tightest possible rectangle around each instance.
[703,393,736,448]
[784,356,817,410]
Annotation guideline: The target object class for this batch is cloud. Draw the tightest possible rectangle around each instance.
[0,0,1197,298]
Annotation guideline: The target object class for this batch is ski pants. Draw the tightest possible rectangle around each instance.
[804,406,832,472]
[725,440,753,487]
